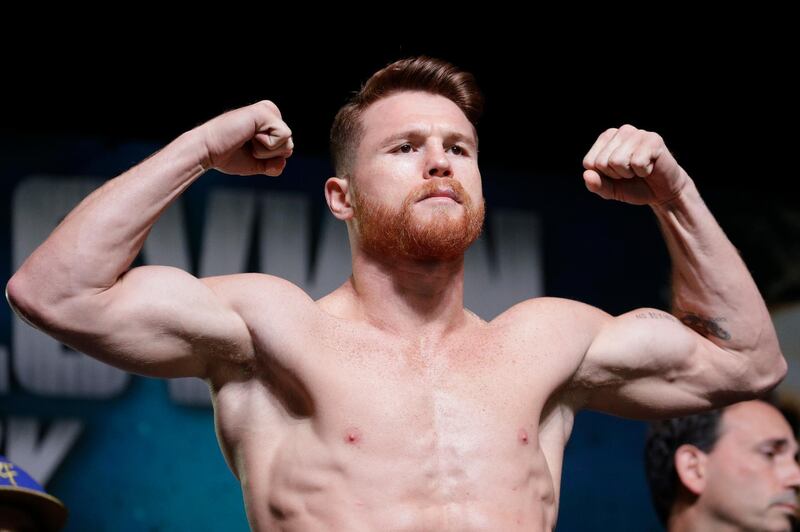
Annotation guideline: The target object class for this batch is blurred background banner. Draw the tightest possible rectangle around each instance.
[1,39,795,530]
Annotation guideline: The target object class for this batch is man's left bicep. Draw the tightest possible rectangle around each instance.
[572,307,756,419]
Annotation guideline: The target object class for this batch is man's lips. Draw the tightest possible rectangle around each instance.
[420,188,461,203]
[774,502,798,512]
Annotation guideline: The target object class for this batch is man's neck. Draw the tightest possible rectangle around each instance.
[344,249,472,341]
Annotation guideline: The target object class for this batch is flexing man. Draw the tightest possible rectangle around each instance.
[5,56,786,530]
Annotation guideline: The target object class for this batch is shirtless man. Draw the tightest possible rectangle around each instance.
[4,56,786,531]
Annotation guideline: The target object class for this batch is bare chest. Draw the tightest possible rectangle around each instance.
[209,319,579,529]
[211,318,575,469]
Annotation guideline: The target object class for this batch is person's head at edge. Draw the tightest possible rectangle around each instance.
[0,503,40,531]
[645,397,800,531]
[0,454,68,531]
[325,56,486,264]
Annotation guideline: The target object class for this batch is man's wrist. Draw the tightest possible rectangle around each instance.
[176,127,212,175]
[650,170,698,213]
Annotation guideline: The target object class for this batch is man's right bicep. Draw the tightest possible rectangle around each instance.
[37,265,255,379]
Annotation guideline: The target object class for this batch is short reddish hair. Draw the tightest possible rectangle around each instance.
[329,56,484,177]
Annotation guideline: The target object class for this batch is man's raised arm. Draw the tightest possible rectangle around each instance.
[568,125,785,419]
[5,100,295,379]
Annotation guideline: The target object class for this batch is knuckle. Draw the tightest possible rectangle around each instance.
[601,128,618,139]
[259,99,281,116]
[609,156,628,167]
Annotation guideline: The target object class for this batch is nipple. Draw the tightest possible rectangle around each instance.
[344,426,362,444]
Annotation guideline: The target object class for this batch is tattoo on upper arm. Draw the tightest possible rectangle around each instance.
[678,312,731,340]
[634,310,732,340]
[634,311,679,322]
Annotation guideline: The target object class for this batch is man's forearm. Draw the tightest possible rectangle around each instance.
[7,128,208,309]
[651,174,783,376]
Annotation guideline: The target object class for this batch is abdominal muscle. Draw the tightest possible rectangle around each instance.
[222,401,560,531]
[207,307,577,531]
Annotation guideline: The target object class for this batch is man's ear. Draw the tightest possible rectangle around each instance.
[674,444,709,495]
[325,176,354,221]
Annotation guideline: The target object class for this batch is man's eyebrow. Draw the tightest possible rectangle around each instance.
[758,438,800,454]
[378,129,477,149]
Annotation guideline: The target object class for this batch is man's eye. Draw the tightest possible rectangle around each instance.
[448,145,465,155]
[398,143,413,153]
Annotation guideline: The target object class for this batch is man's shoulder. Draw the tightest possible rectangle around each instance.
[495,296,610,327]
[493,296,612,363]
[200,272,318,318]
[494,297,611,411]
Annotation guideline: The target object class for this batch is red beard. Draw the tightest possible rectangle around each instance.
[351,178,485,261]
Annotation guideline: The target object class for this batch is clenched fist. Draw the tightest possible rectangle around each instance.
[198,100,294,176]
[582,124,691,206]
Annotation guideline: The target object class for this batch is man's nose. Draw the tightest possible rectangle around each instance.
[783,458,800,490]
[425,144,453,178]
